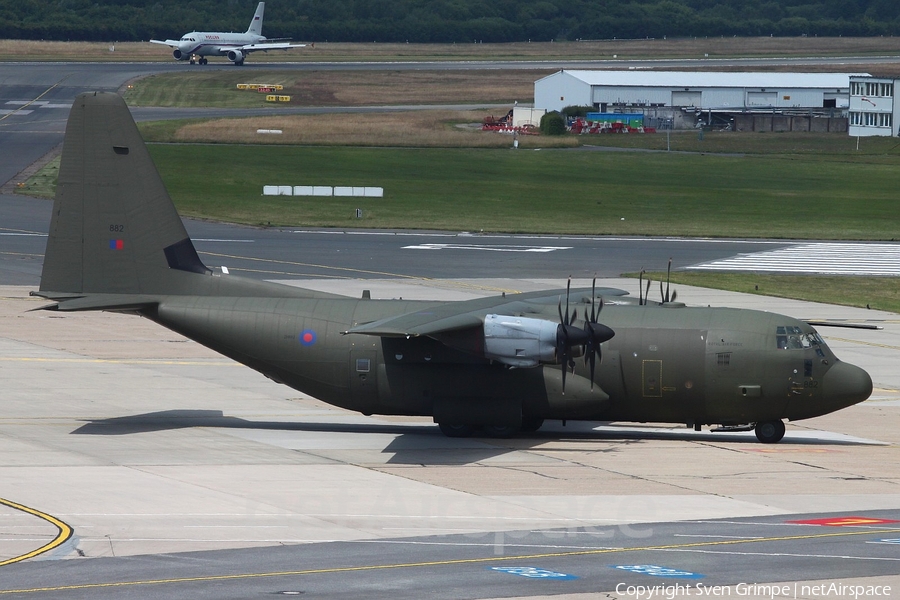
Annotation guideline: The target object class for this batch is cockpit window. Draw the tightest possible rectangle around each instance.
[776,326,824,350]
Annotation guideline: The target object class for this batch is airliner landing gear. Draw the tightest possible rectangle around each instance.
[754,420,786,444]
[199,57,208,65]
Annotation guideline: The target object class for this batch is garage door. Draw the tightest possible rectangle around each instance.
[671,91,701,107]
[747,92,777,106]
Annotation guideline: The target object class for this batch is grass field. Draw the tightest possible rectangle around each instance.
[137,111,578,148]
[123,69,545,108]
[635,272,900,315]
[132,145,899,240]
[23,141,900,239]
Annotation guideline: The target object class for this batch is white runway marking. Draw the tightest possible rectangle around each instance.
[688,242,900,276]
[403,243,571,253]
[5,100,70,109]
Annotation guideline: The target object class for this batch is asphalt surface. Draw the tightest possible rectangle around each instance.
[3,510,900,599]
[1,191,789,286]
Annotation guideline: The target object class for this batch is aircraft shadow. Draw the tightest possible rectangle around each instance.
[71,409,436,436]
[69,410,879,467]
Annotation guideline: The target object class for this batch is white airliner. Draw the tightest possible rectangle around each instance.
[149,2,304,65]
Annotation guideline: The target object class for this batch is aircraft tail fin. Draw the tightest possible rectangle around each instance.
[38,92,210,300]
[246,2,265,36]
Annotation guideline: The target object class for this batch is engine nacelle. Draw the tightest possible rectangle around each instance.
[483,314,557,368]
[227,50,244,63]
[173,49,189,60]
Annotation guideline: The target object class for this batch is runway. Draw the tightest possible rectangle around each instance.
[3,510,900,598]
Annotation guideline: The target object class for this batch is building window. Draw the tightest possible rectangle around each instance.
[853,112,893,128]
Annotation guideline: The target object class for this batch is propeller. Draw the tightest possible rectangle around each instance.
[556,278,585,394]
[582,277,615,390]
[639,261,678,306]
[661,258,678,304]
[556,277,615,394]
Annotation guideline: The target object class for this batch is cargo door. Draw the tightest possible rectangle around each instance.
[642,359,663,398]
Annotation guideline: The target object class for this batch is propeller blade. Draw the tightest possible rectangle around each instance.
[638,269,645,305]
[587,340,596,390]
[665,258,672,303]
[644,277,652,306]
[560,358,567,395]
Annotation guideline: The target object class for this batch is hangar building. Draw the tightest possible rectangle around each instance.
[535,70,859,114]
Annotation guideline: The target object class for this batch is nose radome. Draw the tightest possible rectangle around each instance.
[823,361,873,409]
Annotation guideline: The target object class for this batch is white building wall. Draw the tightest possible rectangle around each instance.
[590,86,830,110]
[848,76,898,137]
[535,71,857,112]
[511,106,546,127]
[534,71,593,112]
[592,86,671,107]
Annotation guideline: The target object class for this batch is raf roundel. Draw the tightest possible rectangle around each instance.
[299,330,317,346]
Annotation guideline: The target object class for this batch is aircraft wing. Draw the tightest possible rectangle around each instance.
[346,310,484,338]
[149,39,181,48]
[344,287,629,338]
[235,42,307,53]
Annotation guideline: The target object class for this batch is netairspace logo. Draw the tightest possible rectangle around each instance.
[614,582,892,600]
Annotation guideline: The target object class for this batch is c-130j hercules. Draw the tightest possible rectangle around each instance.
[34,93,873,444]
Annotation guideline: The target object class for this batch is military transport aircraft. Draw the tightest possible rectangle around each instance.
[33,92,873,444]
[149,2,304,65]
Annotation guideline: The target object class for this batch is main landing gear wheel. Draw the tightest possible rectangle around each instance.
[754,420,786,444]
[481,423,520,438]
[520,417,544,433]
[438,422,473,438]
[200,57,208,65]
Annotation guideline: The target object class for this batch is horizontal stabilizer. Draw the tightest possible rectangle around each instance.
[30,291,159,313]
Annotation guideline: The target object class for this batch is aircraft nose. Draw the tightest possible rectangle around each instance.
[823,361,872,409]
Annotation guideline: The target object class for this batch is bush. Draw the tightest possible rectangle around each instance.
[561,105,593,118]
[540,111,566,135]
